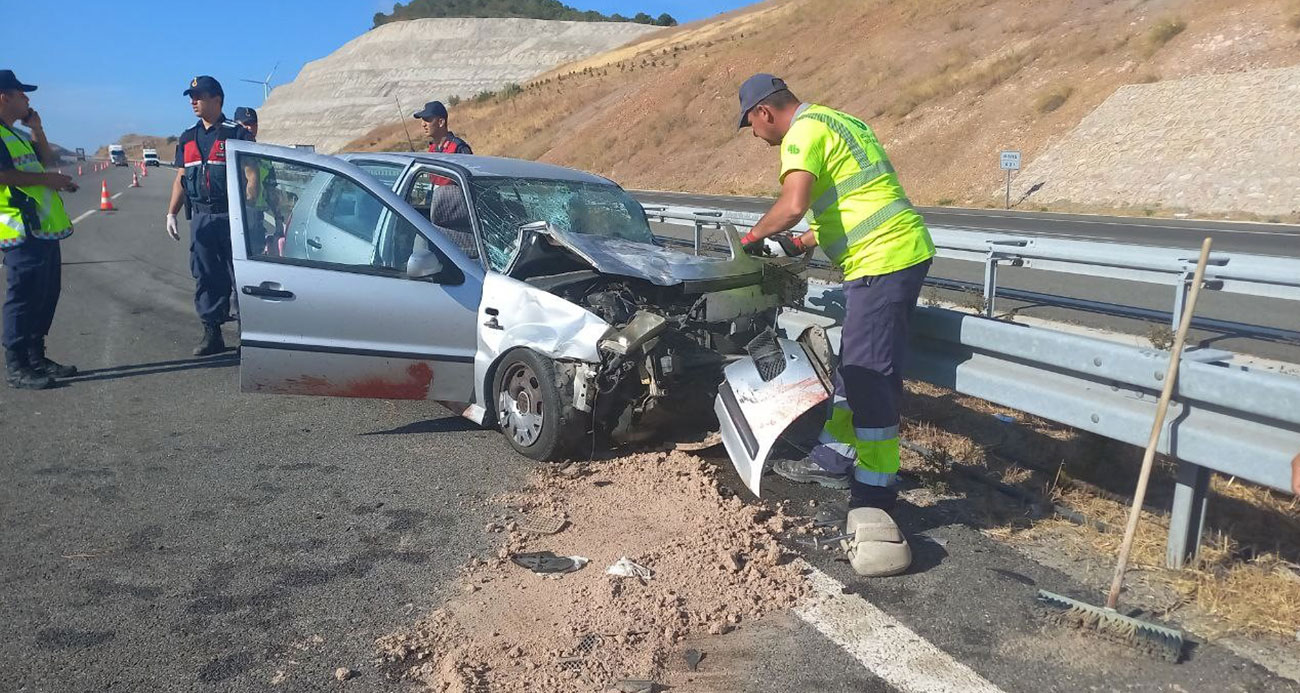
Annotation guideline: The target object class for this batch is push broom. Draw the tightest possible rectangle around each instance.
[1037,236,1214,663]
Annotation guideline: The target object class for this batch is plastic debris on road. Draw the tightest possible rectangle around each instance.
[510,551,590,574]
[605,556,654,580]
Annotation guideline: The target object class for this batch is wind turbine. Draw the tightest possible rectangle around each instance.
[241,61,280,101]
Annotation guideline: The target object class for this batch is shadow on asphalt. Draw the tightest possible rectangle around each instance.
[362,416,483,436]
[68,355,239,383]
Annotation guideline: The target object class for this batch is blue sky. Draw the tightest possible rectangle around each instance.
[16,0,750,152]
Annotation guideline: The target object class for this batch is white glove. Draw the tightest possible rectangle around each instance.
[165,213,179,241]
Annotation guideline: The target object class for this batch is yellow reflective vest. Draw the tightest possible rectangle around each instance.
[779,104,933,280]
[0,122,72,248]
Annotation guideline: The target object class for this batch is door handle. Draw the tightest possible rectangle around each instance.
[306,237,323,249]
[242,282,295,299]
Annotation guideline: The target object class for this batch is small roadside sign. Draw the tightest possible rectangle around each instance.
[1000,150,1021,171]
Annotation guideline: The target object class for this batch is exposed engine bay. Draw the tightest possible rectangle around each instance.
[504,222,807,445]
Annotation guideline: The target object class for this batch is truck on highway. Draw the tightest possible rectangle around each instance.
[109,144,127,167]
[142,148,160,167]
[75,147,86,161]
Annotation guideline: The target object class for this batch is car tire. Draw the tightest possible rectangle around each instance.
[491,349,587,461]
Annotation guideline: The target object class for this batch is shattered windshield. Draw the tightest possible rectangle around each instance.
[470,177,655,272]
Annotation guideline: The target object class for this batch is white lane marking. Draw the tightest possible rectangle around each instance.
[794,563,1005,693]
[111,192,123,199]
[70,209,97,225]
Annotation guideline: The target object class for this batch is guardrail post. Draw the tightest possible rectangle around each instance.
[1171,271,1193,331]
[983,254,999,318]
[1167,459,1211,569]
[693,221,703,256]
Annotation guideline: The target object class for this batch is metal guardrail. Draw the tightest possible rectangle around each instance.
[642,205,1300,344]
[781,285,1300,569]
[643,204,1300,568]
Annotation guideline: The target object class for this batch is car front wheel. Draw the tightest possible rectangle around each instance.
[492,349,587,461]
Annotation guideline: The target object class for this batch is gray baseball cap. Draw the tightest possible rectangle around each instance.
[737,73,788,129]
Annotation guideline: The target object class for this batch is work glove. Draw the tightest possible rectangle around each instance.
[165,213,179,241]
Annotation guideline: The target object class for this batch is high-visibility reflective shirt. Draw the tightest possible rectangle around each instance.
[0,122,73,248]
[779,103,934,280]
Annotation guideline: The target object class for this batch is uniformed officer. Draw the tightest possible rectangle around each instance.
[232,106,258,139]
[232,106,279,256]
[0,70,78,390]
[164,76,254,356]
[734,74,935,574]
[413,101,472,154]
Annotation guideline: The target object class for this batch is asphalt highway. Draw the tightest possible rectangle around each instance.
[1,163,1295,691]
[635,190,1300,364]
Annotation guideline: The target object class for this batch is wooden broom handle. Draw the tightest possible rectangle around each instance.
[1105,237,1213,610]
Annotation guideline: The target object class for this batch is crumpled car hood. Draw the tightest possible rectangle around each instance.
[521,223,764,287]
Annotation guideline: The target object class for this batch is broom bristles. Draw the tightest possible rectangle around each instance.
[1037,590,1184,663]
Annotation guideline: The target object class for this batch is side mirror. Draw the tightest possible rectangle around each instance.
[407,236,464,285]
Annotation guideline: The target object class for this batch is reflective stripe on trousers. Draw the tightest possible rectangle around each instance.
[815,403,900,487]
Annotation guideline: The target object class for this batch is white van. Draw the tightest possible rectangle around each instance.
[109,144,127,167]
[142,148,160,167]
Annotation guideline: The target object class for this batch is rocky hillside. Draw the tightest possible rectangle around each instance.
[373,0,677,27]
[255,18,661,153]
[348,0,1300,220]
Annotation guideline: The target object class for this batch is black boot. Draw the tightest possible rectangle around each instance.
[193,323,226,356]
[6,348,54,390]
[29,338,77,378]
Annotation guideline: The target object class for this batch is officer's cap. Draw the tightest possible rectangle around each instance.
[412,101,448,121]
[233,106,258,124]
[184,75,224,98]
[0,70,37,93]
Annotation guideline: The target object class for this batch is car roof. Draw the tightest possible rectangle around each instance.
[340,151,617,186]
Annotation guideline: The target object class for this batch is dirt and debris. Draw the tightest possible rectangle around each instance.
[376,450,811,691]
[333,667,356,682]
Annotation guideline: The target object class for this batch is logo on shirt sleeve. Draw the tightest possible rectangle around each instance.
[786,144,801,155]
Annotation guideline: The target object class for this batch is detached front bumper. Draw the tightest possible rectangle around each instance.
[714,335,830,497]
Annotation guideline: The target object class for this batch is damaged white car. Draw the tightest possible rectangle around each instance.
[225,142,821,463]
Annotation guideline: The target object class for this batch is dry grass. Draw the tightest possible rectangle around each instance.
[897,379,1300,638]
[344,0,1300,214]
[1145,17,1188,55]
[1035,85,1074,114]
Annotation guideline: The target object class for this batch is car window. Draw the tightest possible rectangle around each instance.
[469,178,654,272]
[239,154,438,277]
[350,160,405,190]
[316,177,384,243]
[404,169,479,260]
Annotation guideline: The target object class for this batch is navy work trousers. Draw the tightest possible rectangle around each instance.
[2,238,62,353]
[190,211,233,326]
[810,259,930,510]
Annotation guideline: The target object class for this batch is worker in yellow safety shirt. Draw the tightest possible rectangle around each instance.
[735,74,935,568]
[0,69,78,390]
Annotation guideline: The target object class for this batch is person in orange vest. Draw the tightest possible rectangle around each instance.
[0,70,78,389]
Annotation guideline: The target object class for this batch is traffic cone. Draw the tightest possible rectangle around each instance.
[99,180,115,211]
[129,172,140,188]
[78,165,83,176]
[141,162,147,177]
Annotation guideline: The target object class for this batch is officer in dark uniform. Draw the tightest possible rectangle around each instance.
[413,101,472,154]
[164,76,254,356]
